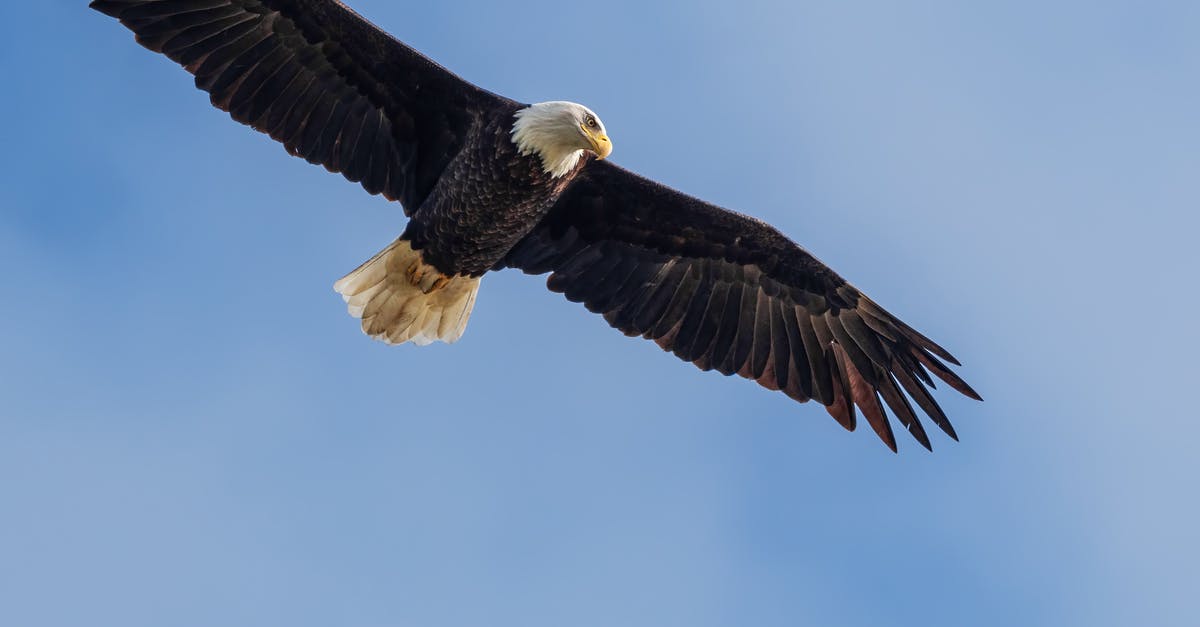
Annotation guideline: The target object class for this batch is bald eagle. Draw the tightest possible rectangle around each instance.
[90,0,980,451]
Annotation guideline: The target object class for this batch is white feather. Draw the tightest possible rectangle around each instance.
[334,239,481,345]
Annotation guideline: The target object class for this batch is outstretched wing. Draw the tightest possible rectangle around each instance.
[90,0,517,213]
[502,160,981,451]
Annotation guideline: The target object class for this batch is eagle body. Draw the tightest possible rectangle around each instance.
[403,104,586,277]
[90,0,981,451]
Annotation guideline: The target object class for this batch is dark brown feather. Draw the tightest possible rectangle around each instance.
[797,310,833,403]
[780,302,812,402]
[836,345,896,452]
[747,289,774,380]
[708,282,746,376]
[877,370,932,451]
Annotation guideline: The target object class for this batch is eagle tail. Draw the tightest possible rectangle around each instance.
[333,239,480,346]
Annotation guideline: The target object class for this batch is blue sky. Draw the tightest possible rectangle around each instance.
[2,1,1198,625]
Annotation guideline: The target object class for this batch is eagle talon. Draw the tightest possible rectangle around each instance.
[405,261,448,293]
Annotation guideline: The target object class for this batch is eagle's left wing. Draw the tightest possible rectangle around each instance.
[501,160,980,451]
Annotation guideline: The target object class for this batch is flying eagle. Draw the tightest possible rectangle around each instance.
[90,0,980,451]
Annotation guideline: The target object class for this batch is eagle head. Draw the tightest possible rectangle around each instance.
[512,101,612,178]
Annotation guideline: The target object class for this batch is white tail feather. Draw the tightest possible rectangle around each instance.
[334,240,480,345]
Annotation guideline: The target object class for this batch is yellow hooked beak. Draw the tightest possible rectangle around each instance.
[583,125,613,159]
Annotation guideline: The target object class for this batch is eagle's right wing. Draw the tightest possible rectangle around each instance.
[91,0,518,213]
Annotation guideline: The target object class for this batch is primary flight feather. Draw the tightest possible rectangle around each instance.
[90,0,981,451]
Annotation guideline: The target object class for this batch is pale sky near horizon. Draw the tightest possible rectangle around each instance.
[2,1,1198,626]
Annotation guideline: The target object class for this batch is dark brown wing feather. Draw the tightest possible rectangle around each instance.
[90,0,517,213]
[501,160,981,451]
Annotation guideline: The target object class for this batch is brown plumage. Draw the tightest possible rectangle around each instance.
[91,0,981,451]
